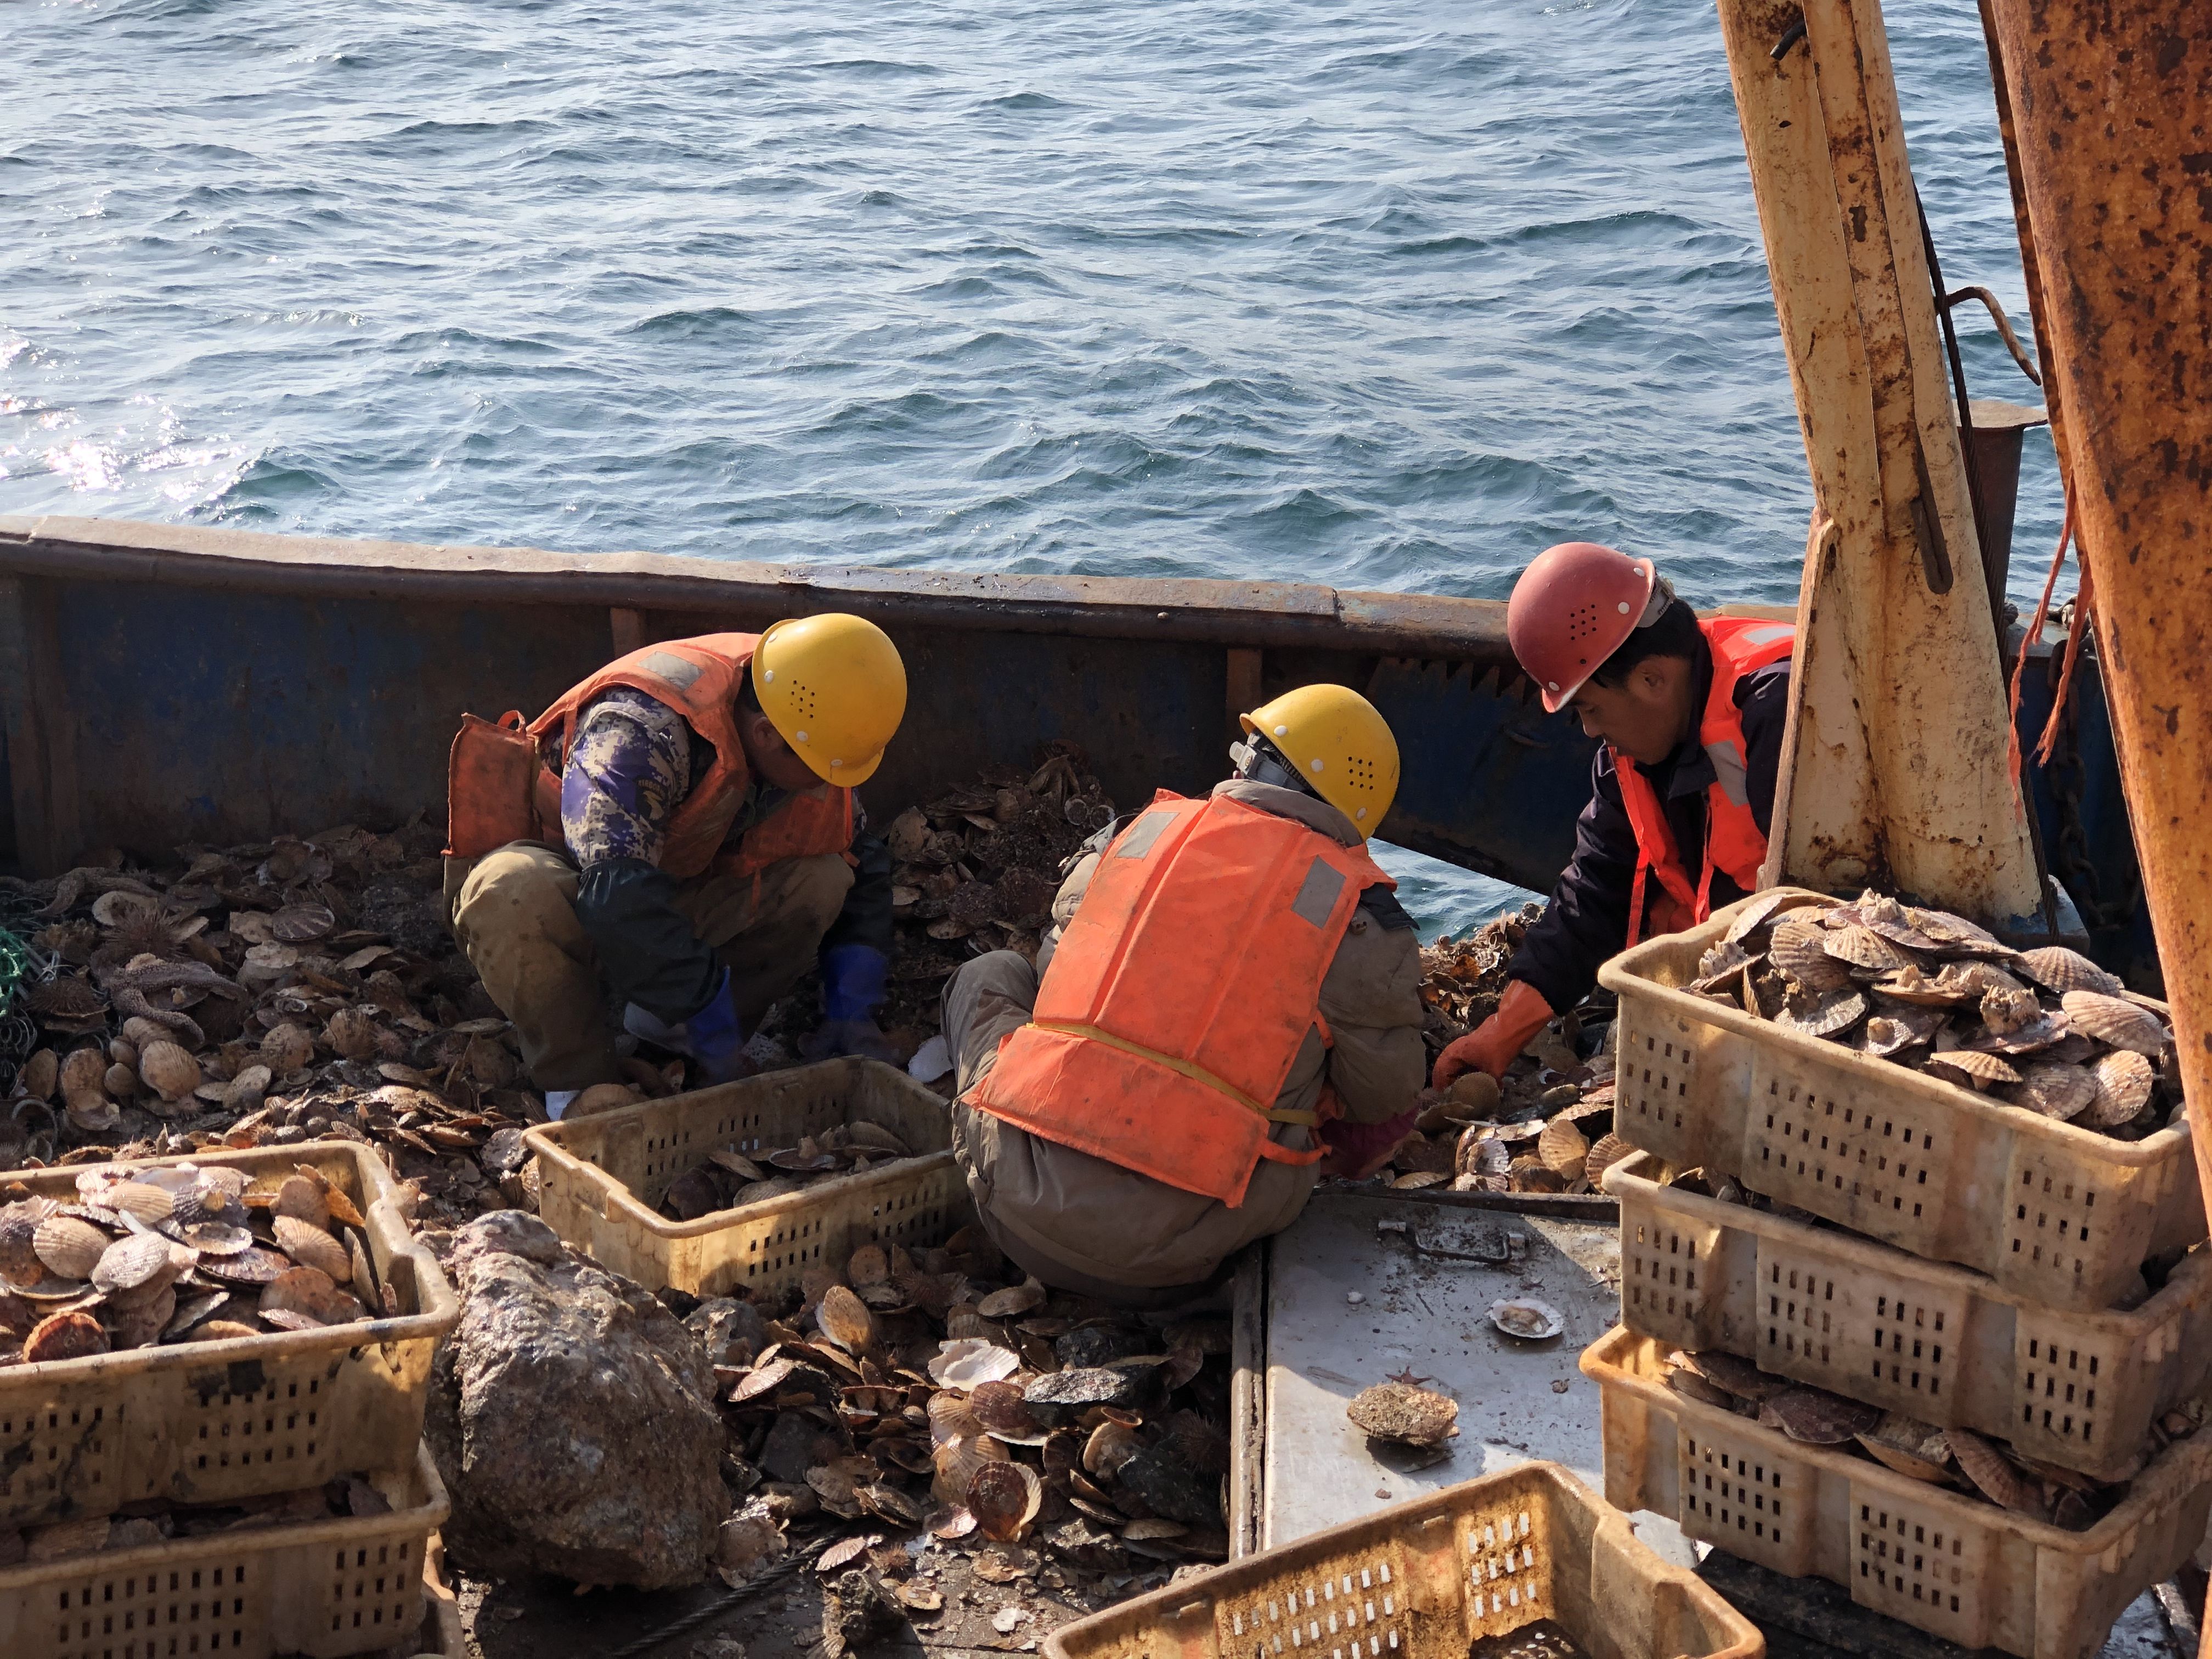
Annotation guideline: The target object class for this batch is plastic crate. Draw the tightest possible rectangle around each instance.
[0,1441,448,1659]
[1598,890,2203,1312]
[0,1142,458,1528]
[1604,1152,2212,1482]
[1583,1325,2212,1659]
[1044,1459,1760,1659]
[527,1056,971,1299]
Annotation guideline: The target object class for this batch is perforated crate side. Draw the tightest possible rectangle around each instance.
[1584,1326,2212,1659]
[0,1444,447,1659]
[1042,1462,1762,1659]
[0,1144,456,1528]
[1606,1155,2212,1482]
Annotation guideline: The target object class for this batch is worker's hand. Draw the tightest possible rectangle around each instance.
[1431,980,1556,1092]
[683,968,754,1087]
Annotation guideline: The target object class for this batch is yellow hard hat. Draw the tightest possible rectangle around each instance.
[1240,683,1399,837]
[751,613,907,787]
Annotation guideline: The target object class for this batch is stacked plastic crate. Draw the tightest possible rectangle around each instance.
[1578,889,2212,1659]
[0,1144,458,1659]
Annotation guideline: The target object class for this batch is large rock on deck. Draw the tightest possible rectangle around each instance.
[425,1211,724,1588]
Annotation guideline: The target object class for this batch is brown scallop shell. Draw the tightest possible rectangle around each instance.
[2008,1060,2098,1122]
[1823,924,1912,974]
[1925,1049,2022,1091]
[260,1266,365,1325]
[273,1216,351,1284]
[1666,1363,1739,1410]
[272,1175,329,1230]
[259,1308,328,1333]
[1770,920,1853,991]
[1724,889,1829,945]
[1677,1350,1789,1403]
[816,1284,876,1353]
[24,1310,108,1364]
[2016,946,2125,998]
[0,1206,47,1285]
[2084,1049,2155,1128]
[1947,1427,2041,1514]
[1904,906,2008,955]
[927,1391,988,1447]
[1584,1132,1632,1178]
[33,1217,111,1282]
[1858,1007,1945,1057]
[1758,1386,1882,1444]
[1856,1413,1954,1483]
[1978,986,2044,1035]
[1773,989,1867,1040]
[2061,991,2170,1057]
[1697,940,1752,981]
[976,1279,1045,1319]
[966,1460,1042,1543]
[1538,1118,1590,1180]
[108,1285,177,1350]
[176,1221,255,1256]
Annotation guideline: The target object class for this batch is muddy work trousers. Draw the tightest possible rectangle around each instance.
[445,841,851,1090]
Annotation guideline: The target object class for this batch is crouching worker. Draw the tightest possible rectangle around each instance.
[442,615,907,1119]
[945,686,1427,1307]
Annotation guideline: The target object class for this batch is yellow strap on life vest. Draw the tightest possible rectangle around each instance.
[1029,1019,1322,1127]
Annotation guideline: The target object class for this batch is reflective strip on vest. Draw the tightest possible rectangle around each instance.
[1617,617,1795,947]
[964,789,1390,1208]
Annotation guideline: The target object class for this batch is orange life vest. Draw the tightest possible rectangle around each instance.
[443,633,853,879]
[964,789,1391,1209]
[1617,617,1795,947]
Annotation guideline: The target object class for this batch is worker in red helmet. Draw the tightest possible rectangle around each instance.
[1432,543,1795,1090]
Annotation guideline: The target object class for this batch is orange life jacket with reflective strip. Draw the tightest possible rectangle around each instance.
[443,634,853,879]
[964,790,1391,1209]
[1617,617,1795,947]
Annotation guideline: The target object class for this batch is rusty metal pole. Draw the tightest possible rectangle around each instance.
[1978,2,2212,1460]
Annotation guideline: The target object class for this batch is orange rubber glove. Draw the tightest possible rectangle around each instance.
[1431,979,1556,1092]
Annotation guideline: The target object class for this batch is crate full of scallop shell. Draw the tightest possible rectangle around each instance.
[1601,1150,2212,1482]
[1583,1325,2212,1659]
[0,1142,457,1528]
[1598,889,2197,1312]
[527,1056,969,1300]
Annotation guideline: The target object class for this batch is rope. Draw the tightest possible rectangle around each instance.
[598,1535,835,1659]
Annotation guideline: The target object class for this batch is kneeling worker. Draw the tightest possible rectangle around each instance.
[947,685,1427,1305]
[443,615,907,1117]
[1434,541,1794,1090]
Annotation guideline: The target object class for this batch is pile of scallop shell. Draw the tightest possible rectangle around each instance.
[1689,891,2177,1136]
[714,1223,1232,1595]
[1661,1346,2203,1531]
[0,1160,396,1363]
[659,1121,922,1221]
[5,822,555,1229]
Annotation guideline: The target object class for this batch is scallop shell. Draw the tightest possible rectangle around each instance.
[137,1041,201,1103]
[33,1217,111,1282]
[930,1433,1009,1506]
[1347,1381,1461,1443]
[966,1459,1043,1543]
[270,902,335,943]
[273,1217,351,1284]
[1925,1049,2022,1090]
[1947,1426,2041,1514]
[1875,965,1974,1007]
[1773,989,1867,1040]
[2010,1059,2098,1122]
[1770,920,1853,991]
[1856,1413,1954,1483]
[0,1208,46,1286]
[2061,991,2170,1057]
[1677,1350,1788,1402]
[1823,924,1912,974]
[163,1290,232,1340]
[92,1233,176,1295]
[1978,986,2045,1036]
[175,1221,255,1256]
[109,1285,177,1350]
[2084,1049,2155,1128]
[1724,889,1829,944]
[927,1391,988,1447]
[1083,1419,1144,1478]
[259,1308,327,1333]
[23,1310,109,1364]
[1537,1118,1590,1180]
[1857,1008,1945,1057]
[260,1266,365,1325]
[1666,1363,1740,1410]
[200,1245,289,1284]
[1758,1386,1882,1444]
[1584,1132,1632,1177]
[273,1175,330,1229]
[106,1183,176,1225]
[1488,1297,1564,1340]
[1697,940,1752,981]
[2016,946,2125,997]
[816,1284,876,1353]
[976,1279,1045,1319]
[928,1338,1020,1389]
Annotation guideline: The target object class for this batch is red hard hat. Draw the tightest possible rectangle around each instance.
[1508,542,1658,712]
